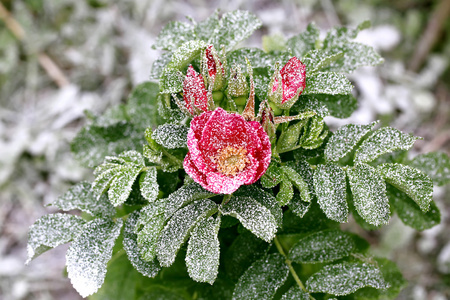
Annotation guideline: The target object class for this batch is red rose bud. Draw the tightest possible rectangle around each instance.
[268,57,306,109]
[227,64,248,99]
[202,45,226,91]
[183,65,209,115]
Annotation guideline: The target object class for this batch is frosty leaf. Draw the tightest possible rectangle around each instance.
[210,10,262,52]
[52,182,115,218]
[354,127,419,164]
[285,160,315,200]
[136,201,165,262]
[107,167,142,206]
[92,166,125,198]
[286,23,319,58]
[152,124,189,149]
[276,178,294,206]
[352,258,407,300]
[123,211,161,278]
[288,229,356,263]
[154,21,195,51]
[26,213,85,264]
[224,230,269,280]
[164,183,215,220]
[139,168,159,203]
[232,253,289,300]
[302,50,344,75]
[325,122,378,162]
[194,11,220,42]
[306,262,388,296]
[260,163,283,188]
[227,48,273,69]
[118,150,145,166]
[156,200,218,267]
[281,166,311,203]
[150,51,172,80]
[289,194,311,218]
[299,116,326,149]
[277,120,307,153]
[71,121,144,168]
[254,73,271,100]
[167,40,207,70]
[125,82,163,129]
[303,72,353,95]
[293,93,358,119]
[220,196,278,242]
[313,164,349,223]
[387,185,440,231]
[347,163,390,226]
[378,163,433,212]
[281,286,310,300]
[409,152,450,186]
[234,185,283,227]
[66,218,123,298]
[186,216,220,284]
[323,43,383,73]
[160,68,184,94]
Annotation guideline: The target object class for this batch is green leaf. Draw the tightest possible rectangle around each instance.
[118,150,145,166]
[123,211,161,278]
[276,177,294,206]
[26,213,85,264]
[277,120,307,153]
[313,164,349,222]
[280,286,310,300]
[347,163,390,226]
[323,42,383,73]
[289,194,312,218]
[227,48,273,69]
[293,93,358,118]
[224,230,269,281]
[108,166,143,206]
[66,218,123,298]
[354,127,419,164]
[92,165,125,197]
[210,10,262,52]
[71,121,144,168]
[378,163,433,212]
[220,196,278,242]
[194,11,220,42]
[387,185,440,231]
[234,185,283,227]
[126,82,163,129]
[287,23,319,58]
[303,72,353,95]
[52,182,115,217]
[302,50,344,75]
[408,152,450,186]
[139,168,159,203]
[186,216,221,284]
[152,124,189,149]
[306,262,388,296]
[164,183,215,220]
[136,201,165,262]
[260,163,283,189]
[150,51,172,80]
[157,200,218,267]
[281,166,311,203]
[352,257,407,300]
[288,229,356,263]
[160,68,184,94]
[167,40,207,70]
[232,253,289,300]
[154,21,195,51]
[325,122,378,162]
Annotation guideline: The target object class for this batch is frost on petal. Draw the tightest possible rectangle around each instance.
[183,66,208,114]
[280,57,306,103]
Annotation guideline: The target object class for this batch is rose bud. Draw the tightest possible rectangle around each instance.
[202,45,226,92]
[183,65,209,115]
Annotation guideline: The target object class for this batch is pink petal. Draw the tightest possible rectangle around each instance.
[248,122,272,180]
[183,152,208,188]
[280,57,306,104]
[183,66,208,114]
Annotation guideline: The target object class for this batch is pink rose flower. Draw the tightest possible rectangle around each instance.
[184,107,271,194]
[269,57,306,109]
[183,65,208,115]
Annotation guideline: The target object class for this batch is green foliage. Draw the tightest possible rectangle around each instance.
[287,23,319,58]
[152,124,189,149]
[303,72,353,95]
[408,152,450,186]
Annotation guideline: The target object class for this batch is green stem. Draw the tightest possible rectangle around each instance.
[161,147,182,165]
[274,236,308,294]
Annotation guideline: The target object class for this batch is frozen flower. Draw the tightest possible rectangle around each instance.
[183,65,209,115]
[184,107,271,194]
[268,57,306,109]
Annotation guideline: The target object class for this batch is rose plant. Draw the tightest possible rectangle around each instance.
[27,10,450,300]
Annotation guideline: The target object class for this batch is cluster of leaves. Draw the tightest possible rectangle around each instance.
[27,10,450,300]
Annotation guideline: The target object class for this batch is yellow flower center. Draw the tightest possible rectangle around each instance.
[213,146,250,176]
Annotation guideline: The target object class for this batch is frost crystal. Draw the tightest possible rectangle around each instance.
[303,72,353,95]
[347,163,390,226]
[152,124,189,149]
[306,262,389,296]
[186,216,220,284]
[280,286,310,300]
[313,164,348,222]
[66,218,123,298]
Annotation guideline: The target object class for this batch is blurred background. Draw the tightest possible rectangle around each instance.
[0,0,449,299]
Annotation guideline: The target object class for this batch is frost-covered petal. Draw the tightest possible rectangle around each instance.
[248,121,272,180]
[184,152,208,188]
[183,66,208,114]
[280,57,306,103]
